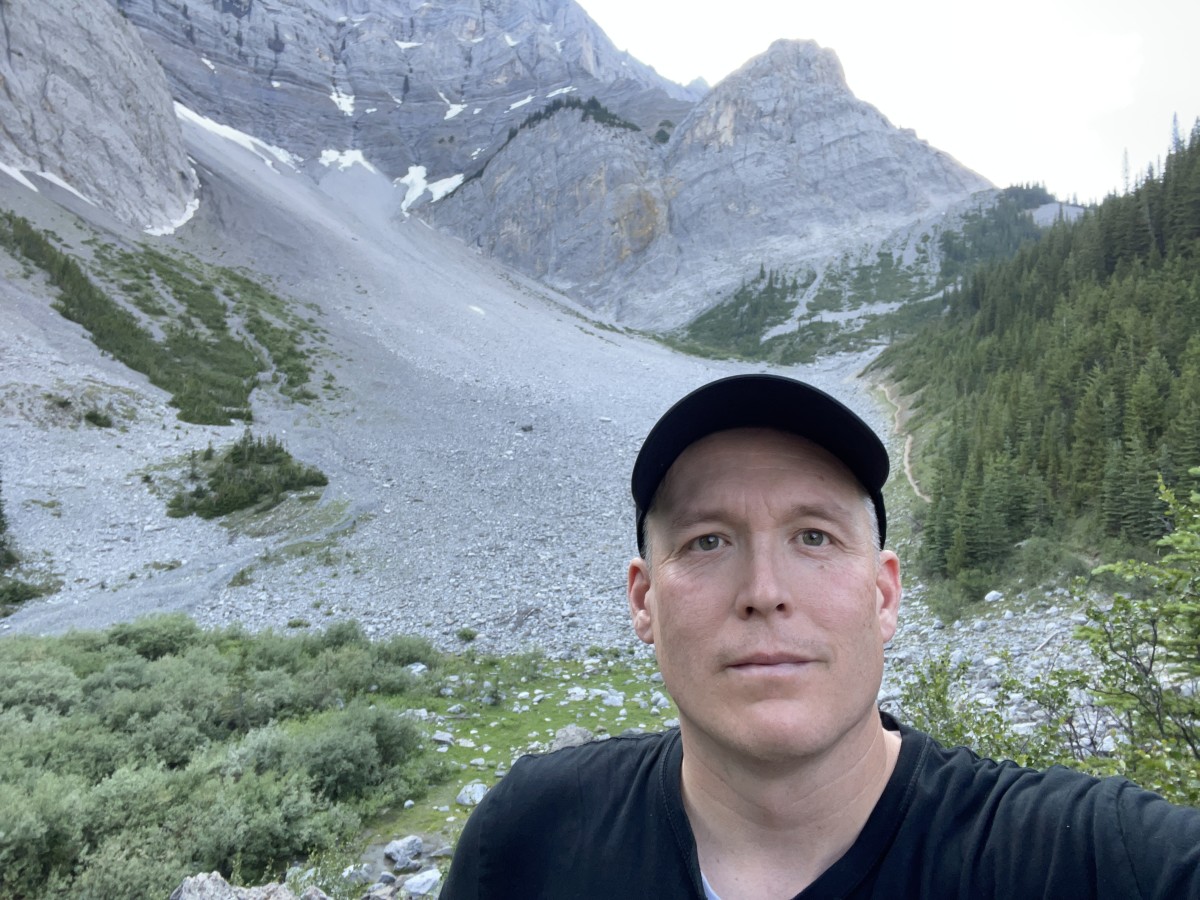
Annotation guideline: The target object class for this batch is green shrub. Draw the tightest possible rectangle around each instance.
[167,431,327,519]
[0,660,82,717]
[108,613,201,660]
[83,409,113,428]
[0,617,452,897]
[0,773,88,896]
[903,475,1200,805]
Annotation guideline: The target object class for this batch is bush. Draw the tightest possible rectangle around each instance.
[0,773,88,896]
[109,613,201,660]
[0,617,451,897]
[902,475,1200,805]
[83,409,113,428]
[167,430,327,519]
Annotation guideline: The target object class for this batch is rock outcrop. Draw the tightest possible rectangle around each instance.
[0,0,198,232]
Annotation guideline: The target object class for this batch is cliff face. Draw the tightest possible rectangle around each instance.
[431,39,992,327]
[0,0,198,232]
[108,0,697,185]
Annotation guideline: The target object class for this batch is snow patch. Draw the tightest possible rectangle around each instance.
[175,102,301,172]
[428,174,464,201]
[0,162,38,192]
[504,34,518,47]
[547,86,576,98]
[395,40,422,50]
[145,197,200,237]
[395,166,463,214]
[396,166,429,215]
[469,305,486,316]
[319,150,379,173]
[201,57,216,73]
[438,91,466,120]
[508,95,535,111]
[330,87,355,115]
[271,80,282,88]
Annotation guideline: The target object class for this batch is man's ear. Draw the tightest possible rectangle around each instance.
[627,557,655,645]
[875,550,902,644]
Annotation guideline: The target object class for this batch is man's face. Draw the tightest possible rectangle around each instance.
[627,428,901,767]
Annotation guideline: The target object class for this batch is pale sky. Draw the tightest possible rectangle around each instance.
[578,0,1200,205]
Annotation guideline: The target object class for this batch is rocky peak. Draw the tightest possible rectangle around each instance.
[431,37,991,327]
[669,39,901,164]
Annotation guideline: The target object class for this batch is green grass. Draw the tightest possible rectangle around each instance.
[357,647,672,861]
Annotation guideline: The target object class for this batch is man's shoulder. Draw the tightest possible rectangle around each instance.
[503,727,680,793]
[463,728,682,851]
[899,722,1198,836]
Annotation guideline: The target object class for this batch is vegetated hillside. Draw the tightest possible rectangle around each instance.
[875,123,1200,605]
[668,184,1057,364]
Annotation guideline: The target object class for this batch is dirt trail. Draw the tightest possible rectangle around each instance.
[880,380,931,504]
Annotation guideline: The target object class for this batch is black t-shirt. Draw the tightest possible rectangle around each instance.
[441,717,1200,899]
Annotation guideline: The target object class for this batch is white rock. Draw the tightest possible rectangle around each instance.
[403,868,442,897]
[456,781,489,807]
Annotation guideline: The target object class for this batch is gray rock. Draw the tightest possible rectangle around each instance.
[403,869,442,897]
[0,0,198,231]
[169,871,329,900]
[456,780,489,806]
[384,835,423,866]
[549,723,595,750]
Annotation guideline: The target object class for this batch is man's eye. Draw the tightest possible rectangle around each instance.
[692,534,722,552]
[800,530,827,547]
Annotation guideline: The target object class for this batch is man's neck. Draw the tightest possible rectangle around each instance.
[680,719,901,900]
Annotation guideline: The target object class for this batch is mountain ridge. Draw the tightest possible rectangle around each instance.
[3,0,992,328]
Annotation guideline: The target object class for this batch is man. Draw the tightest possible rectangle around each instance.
[442,374,1200,899]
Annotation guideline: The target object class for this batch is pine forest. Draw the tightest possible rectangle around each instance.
[876,123,1200,601]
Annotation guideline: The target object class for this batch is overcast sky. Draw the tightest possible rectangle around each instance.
[577,0,1200,205]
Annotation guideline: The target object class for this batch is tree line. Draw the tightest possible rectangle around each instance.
[875,121,1200,594]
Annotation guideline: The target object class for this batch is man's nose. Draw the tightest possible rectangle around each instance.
[735,542,793,619]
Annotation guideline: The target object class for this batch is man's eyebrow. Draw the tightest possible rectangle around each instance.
[658,501,860,532]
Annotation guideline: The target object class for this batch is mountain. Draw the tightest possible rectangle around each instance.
[5,0,990,329]
[109,0,699,187]
[0,0,198,232]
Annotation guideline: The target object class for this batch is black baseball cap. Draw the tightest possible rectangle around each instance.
[631,374,889,553]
